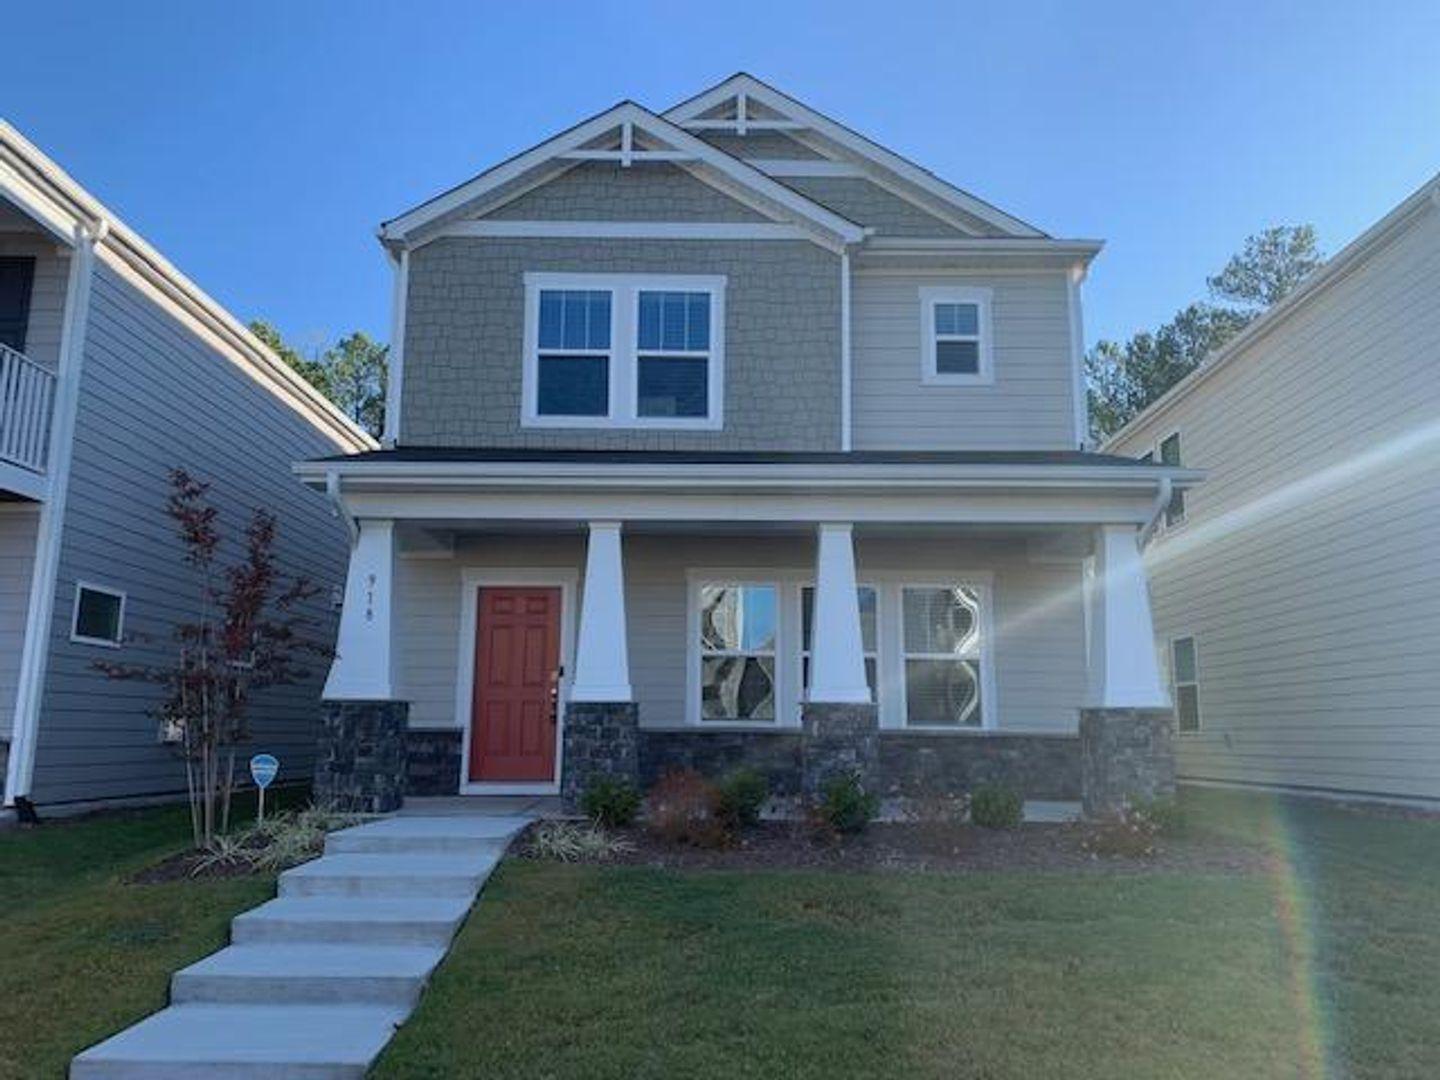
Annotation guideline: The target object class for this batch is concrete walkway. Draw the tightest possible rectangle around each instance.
[72,813,531,1079]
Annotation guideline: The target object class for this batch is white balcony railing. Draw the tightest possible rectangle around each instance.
[0,342,57,475]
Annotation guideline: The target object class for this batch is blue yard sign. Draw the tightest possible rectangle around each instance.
[250,753,279,821]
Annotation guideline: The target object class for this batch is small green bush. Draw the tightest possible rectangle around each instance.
[969,784,1023,829]
[817,772,879,834]
[715,769,769,831]
[580,776,641,827]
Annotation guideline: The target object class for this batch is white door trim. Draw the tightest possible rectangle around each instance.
[455,568,578,796]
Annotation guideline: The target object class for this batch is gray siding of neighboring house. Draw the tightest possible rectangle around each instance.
[850,270,1079,450]
[782,177,977,238]
[0,234,68,370]
[486,162,768,222]
[394,532,1086,737]
[1108,204,1440,800]
[0,506,38,741]
[400,237,842,450]
[27,260,352,805]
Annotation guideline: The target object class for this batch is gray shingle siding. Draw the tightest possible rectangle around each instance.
[28,262,351,805]
[400,237,842,450]
[694,131,825,159]
[486,162,767,222]
[782,177,986,237]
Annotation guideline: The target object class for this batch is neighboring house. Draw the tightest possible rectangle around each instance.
[298,74,1197,815]
[1106,174,1440,804]
[0,122,375,812]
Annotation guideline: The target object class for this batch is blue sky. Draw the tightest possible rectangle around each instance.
[7,1,1438,356]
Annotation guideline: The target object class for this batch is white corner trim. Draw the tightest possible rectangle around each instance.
[1068,264,1090,449]
[69,580,127,648]
[840,251,853,451]
[427,220,816,243]
[381,249,408,447]
[5,230,94,806]
[918,285,995,386]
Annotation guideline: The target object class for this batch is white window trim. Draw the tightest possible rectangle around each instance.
[1156,430,1187,531]
[70,580,126,648]
[919,286,994,386]
[522,272,725,431]
[1169,634,1201,735]
[895,580,997,731]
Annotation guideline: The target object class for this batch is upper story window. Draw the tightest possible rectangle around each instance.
[523,273,725,430]
[1158,431,1186,527]
[919,286,993,386]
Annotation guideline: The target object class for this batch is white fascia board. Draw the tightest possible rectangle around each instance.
[379,101,864,247]
[1102,172,1440,451]
[665,74,1047,239]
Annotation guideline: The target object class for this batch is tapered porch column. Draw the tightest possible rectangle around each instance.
[1088,523,1168,708]
[323,517,396,700]
[570,521,632,702]
[808,522,871,703]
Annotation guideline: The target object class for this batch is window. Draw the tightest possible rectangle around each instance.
[71,582,125,647]
[698,584,777,721]
[1158,432,1186,527]
[524,273,724,429]
[801,585,878,701]
[1171,636,1201,733]
[0,257,36,353]
[920,286,993,385]
[901,585,984,727]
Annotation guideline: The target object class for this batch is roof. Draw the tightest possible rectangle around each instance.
[1103,170,1440,450]
[0,121,376,453]
[310,447,1160,468]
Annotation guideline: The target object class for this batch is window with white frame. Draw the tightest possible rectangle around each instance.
[920,286,993,384]
[1158,432,1186,527]
[1170,636,1201,733]
[800,585,878,701]
[71,582,125,647]
[524,273,724,428]
[698,583,777,721]
[901,585,985,727]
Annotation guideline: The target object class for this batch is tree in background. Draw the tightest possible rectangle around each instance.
[1087,225,1324,440]
[248,321,388,439]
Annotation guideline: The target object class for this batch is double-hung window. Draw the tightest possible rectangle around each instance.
[800,585,878,701]
[920,286,993,385]
[1158,432,1186,527]
[901,585,985,727]
[1170,636,1201,733]
[698,583,777,721]
[524,273,724,429]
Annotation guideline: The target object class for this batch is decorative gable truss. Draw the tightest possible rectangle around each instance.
[378,102,867,254]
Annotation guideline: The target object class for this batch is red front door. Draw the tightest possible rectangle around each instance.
[470,587,562,783]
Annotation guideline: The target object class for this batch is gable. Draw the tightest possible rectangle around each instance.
[483,161,769,224]
[694,130,825,160]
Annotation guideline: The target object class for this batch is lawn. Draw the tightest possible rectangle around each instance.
[0,791,292,1080]
[374,791,1440,1080]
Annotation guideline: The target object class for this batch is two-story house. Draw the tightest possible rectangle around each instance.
[298,75,1198,817]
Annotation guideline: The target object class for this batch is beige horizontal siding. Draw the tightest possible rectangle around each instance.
[0,507,38,739]
[1110,204,1440,799]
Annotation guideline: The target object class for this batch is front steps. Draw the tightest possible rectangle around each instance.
[72,814,531,1080]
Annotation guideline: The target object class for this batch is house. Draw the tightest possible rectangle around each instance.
[1105,173,1440,804]
[296,74,1199,817]
[0,122,375,814]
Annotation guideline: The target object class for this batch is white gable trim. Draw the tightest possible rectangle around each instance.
[379,102,865,249]
[423,220,817,243]
[665,75,1045,239]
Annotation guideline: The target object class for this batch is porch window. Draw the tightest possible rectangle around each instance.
[1158,432,1186,527]
[920,286,993,385]
[1170,636,1201,733]
[901,585,984,727]
[698,583,776,721]
[800,585,878,701]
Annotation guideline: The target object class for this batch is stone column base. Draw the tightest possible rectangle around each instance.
[405,729,462,797]
[314,700,409,813]
[1079,707,1175,820]
[801,702,879,800]
[561,702,639,811]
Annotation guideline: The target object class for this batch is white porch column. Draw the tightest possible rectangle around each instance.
[1088,523,1169,708]
[571,520,632,702]
[808,522,871,704]
[323,517,397,700]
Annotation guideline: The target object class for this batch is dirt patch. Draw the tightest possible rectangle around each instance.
[515,819,1265,876]
[128,848,266,884]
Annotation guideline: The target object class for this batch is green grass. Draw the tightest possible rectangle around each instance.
[0,790,301,1080]
[375,791,1440,1080]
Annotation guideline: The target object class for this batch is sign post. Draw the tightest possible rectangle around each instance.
[249,754,279,823]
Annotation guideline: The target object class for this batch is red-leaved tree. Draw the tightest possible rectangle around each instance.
[98,469,330,848]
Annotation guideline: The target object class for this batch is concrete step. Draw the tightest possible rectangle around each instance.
[325,814,529,855]
[232,895,474,946]
[279,851,499,899]
[171,944,445,1008]
[70,1004,405,1080]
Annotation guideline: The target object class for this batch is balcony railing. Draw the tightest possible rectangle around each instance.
[0,342,57,475]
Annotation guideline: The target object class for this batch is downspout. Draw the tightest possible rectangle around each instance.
[326,470,359,547]
[1138,477,1173,548]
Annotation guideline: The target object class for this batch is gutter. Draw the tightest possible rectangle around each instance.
[1139,477,1173,548]
[326,470,359,546]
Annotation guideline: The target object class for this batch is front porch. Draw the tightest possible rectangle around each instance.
[300,451,1193,818]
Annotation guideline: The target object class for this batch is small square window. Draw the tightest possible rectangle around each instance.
[72,583,125,646]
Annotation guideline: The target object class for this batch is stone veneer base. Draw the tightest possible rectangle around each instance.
[313,700,409,814]
[404,729,463,796]
[801,703,880,799]
[1079,708,1176,820]
[561,702,640,810]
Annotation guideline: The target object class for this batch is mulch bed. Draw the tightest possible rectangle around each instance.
[514,819,1266,876]
[128,849,265,884]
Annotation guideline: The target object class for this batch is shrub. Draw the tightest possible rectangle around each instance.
[816,772,879,835]
[646,769,727,847]
[527,820,634,862]
[969,784,1023,829]
[715,769,769,832]
[580,776,641,827]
